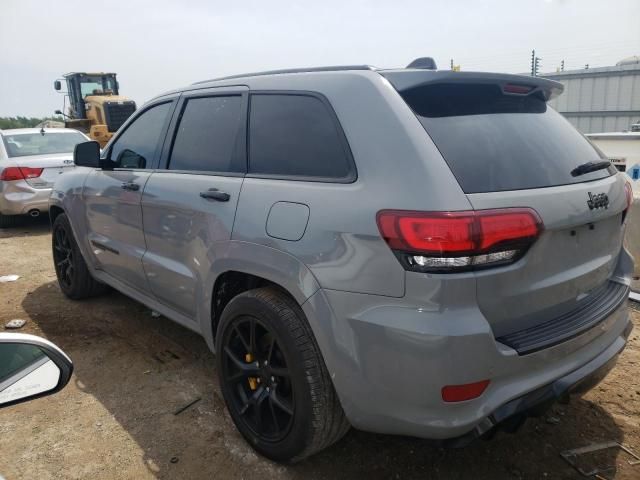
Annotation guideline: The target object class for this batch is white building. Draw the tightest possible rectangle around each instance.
[542,56,640,134]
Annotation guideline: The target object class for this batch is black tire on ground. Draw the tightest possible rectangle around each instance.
[0,213,18,228]
[52,213,107,299]
[215,287,350,463]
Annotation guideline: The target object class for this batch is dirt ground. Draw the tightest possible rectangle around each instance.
[0,217,639,480]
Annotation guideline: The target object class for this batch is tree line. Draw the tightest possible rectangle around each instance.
[0,116,65,129]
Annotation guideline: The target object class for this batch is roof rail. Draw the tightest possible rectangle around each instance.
[193,65,376,85]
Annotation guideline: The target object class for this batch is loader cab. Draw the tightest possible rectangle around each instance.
[58,72,120,119]
[54,72,136,147]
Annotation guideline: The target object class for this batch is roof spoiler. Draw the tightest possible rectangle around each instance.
[406,57,437,70]
[381,70,564,101]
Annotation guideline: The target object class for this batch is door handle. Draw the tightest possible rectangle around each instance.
[200,188,230,202]
[121,182,140,191]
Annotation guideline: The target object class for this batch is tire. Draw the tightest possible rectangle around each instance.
[215,287,349,463]
[0,213,18,228]
[52,213,107,299]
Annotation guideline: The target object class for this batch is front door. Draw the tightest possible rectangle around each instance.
[83,100,175,294]
[141,88,248,319]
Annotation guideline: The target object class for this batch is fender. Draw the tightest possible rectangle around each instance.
[49,168,95,267]
[197,240,321,351]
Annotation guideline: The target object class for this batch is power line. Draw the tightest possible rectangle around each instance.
[450,43,638,64]
[450,40,638,62]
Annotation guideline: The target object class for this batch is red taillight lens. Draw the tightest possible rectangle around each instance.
[397,214,475,252]
[478,211,541,250]
[0,167,25,181]
[442,380,490,402]
[20,167,44,179]
[0,167,43,181]
[377,208,542,272]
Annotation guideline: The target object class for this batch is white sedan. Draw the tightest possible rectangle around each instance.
[0,128,89,227]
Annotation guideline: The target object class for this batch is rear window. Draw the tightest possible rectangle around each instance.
[248,94,355,181]
[401,83,614,193]
[2,132,87,158]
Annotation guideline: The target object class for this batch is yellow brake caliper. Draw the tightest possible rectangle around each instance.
[245,353,258,390]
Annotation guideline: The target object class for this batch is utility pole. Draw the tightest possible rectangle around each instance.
[531,50,542,76]
[450,58,454,70]
[531,50,535,76]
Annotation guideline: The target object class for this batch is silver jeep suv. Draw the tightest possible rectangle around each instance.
[50,63,634,462]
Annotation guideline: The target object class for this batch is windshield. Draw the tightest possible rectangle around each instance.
[80,76,117,96]
[2,132,87,158]
[401,83,615,193]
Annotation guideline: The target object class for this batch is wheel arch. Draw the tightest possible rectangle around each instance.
[202,242,321,351]
[49,204,65,223]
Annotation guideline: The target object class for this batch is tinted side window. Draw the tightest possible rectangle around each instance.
[109,102,172,169]
[169,96,243,173]
[249,94,353,180]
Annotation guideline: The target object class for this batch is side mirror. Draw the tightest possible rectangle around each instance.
[0,333,73,409]
[74,141,101,168]
[54,80,61,91]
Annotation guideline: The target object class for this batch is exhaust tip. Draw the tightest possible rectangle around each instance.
[28,209,40,218]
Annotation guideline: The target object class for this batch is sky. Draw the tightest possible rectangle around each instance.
[1,0,639,117]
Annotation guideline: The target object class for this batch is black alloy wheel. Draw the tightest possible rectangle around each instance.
[53,223,75,289]
[51,213,107,299]
[221,316,294,442]
[215,287,350,462]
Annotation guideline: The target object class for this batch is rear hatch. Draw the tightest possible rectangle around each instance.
[382,70,629,346]
[2,131,86,188]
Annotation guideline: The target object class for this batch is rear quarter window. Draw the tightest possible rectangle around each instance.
[400,83,614,193]
[248,93,355,181]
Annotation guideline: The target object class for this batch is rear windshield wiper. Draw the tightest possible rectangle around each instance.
[570,160,612,177]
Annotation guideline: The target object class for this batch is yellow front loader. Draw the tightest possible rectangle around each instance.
[54,72,136,147]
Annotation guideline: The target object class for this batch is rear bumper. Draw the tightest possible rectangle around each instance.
[0,180,51,215]
[302,275,632,441]
[445,319,631,447]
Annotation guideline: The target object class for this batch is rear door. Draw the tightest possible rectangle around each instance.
[82,98,176,294]
[388,75,628,338]
[141,87,248,319]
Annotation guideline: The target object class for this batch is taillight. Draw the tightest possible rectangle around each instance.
[21,167,44,179]
[376,208,543,272]
[0,167,24,181]
[0,167,43,181]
